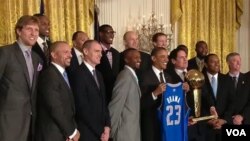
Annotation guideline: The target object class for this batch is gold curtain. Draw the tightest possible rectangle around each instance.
[0,0,39,45]
[0,0,94,46]
[44,0,94,45]
[171,0,243,73]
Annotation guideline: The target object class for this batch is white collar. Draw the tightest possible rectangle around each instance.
[83,60,95,75]
[207,72,218,82]
[125,65,137,79]
[51,62,65,75]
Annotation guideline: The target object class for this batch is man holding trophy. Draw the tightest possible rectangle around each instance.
[167,48,218,141]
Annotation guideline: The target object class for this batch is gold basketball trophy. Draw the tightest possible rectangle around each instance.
[185,69,217,122]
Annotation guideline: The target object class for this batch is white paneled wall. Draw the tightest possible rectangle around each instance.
[96,0,250,72]
[237,0,250,72]
[96,0,171,52]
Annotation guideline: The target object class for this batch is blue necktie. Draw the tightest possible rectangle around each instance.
[63,71,70,87]
[211,76,217,97]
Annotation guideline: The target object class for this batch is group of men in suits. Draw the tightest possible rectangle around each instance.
[1,14,250,141]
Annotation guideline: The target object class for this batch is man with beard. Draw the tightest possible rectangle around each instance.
[36,41,80,141]
[109,48,141,141]
[32,14,51,70]
[188,41,208,72]
[96,24,120,105]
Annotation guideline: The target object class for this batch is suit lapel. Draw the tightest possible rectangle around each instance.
[125,67,141,97]
[82,63,101,91]
[14,43,30,89]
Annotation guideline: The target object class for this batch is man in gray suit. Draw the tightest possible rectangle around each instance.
[109,48,141,141]
[0,15,42,141]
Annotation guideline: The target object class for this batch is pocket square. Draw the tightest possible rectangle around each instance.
[37,63,43,71]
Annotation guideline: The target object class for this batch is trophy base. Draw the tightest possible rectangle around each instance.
[192,115,217,122]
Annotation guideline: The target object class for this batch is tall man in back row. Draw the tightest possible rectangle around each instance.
[32,13,51,70]
[96,24,120,105]
[0,15,42,141]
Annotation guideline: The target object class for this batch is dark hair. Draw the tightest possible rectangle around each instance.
[195,40,207,50]
[169,47,187,60]
[204,53,217,64]
[99,24,112,32]
[50,41,68,52]
[15,15,39,39]
[151,47,167,56]
[176,44,188,54]
[123,48,138,59]
[72,31,85,40]
[152,32,167,42]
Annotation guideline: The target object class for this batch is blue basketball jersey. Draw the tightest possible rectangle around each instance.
[158,82,190,141]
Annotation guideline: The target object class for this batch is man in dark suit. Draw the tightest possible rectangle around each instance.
[119,31,151,82]
[202,54,229,141]
[224,52,250,125]
[72,40,111,141]
[188,41,208,71]
[0,15,42,141]
[96,24,120,105]
[66,31,89,84]
[140,47,171,141]
[36,41,80,141]
[167,47,209,141]
[32,13,51,70]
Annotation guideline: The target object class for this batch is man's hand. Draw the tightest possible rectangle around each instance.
[152,83,166,97]
[232,114,243,125]
[66,130,80,141]
[182,82,190,93]
[188,116,197,126]
[100,126,110,141]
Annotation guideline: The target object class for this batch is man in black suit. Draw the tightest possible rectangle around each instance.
[72,40,111,141]
[32,13,51,70]
[140,47,171,141]
[188,41,208,71]
[202,54,229,141]
[96,24,120,105]
[119,31,151,82]
[0,15,42,141]
[36,41,80,141]
[66,31,89,84]
[167,47,209,141]
[224,52,250,125]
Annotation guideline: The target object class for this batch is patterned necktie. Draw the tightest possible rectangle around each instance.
[211,76,217,97]
[24,50,34,87]
[42,42,50,65]
[63,71,70,88]
[93,69,100,88]
[159,72,165,83]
